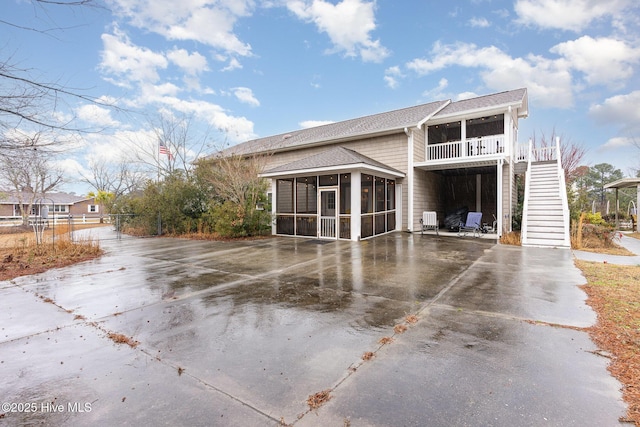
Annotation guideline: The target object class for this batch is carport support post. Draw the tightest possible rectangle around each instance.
[637,183,640,232]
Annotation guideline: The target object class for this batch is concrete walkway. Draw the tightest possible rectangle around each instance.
[0,229,627,426]
[573,232,640,265]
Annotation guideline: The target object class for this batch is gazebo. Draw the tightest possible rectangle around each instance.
[604,177,640,232]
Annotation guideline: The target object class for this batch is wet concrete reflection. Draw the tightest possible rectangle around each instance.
[0,228,624,425]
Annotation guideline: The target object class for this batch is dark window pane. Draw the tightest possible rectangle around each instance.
[387,212,395,232]
[375,213,385,235]
[386,180,395,210]
[340,174,351,214]
[361,174,373,214]
[319,174,338,186]
[361,215,373,238]
[276,215,294,235]
[339,217,351,239]
[276,179,294,213]
[375,177,385,212]
[296,176,317,214]
[296,216,317,236]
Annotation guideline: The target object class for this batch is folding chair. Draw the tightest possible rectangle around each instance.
[420,211,439,235]
[458,212,482,237]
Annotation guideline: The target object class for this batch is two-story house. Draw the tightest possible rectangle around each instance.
[221,88,570,247]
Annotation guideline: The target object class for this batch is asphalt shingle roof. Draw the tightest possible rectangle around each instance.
[0,191,91,205]
[222,88,527,157]
[262,146,404,176]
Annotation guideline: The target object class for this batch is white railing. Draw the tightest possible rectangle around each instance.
[320,217,336,238]
[555,137,571,247]
[426,134,506,161]
[515,142,529,162]
[521,139,533,245]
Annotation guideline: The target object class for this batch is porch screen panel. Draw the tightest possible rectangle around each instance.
[386,180,395,210]
[361,216,373,238]
[340,174,351,214]
[276,179,294,213]
[276,216,294,235]
[296,176,317,214]
[375,177,385,212]
[361,174,373,214]
[296,216,317,236]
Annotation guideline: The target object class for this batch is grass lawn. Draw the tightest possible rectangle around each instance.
[575,234,640,425]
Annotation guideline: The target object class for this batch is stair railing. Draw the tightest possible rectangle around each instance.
[555,137,571,247]
[521,138,532,245]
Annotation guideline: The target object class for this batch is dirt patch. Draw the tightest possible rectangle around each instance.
[575,260,640,426]
[106,332,139,348]
[307,389,332,410]
[0,225,105,282]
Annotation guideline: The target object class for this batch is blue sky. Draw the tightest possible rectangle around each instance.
[3,0,640,194]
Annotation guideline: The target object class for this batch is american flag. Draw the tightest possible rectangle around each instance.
[159,140,172,159]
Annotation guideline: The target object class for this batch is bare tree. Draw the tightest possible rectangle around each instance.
[80,157,145,197]
[530,129,587,184]
[1,0,112,149]
[196,150,272,216]
[128,113,211,180]
[0,133,64,224]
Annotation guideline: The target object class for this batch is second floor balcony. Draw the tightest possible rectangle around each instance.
[425,134,507,163]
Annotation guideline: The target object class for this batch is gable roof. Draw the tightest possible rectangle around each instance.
[432,87,528,119]
[222,88,527,157]
[0,191,92,205]
[224,99,449,156]
[261,146,405,178]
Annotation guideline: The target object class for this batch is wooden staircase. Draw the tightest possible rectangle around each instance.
[522,160,570,248]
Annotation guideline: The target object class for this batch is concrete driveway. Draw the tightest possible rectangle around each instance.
[0,229,626,426]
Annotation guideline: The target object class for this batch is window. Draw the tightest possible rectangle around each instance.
[88,205,98,213]
[54,205,68,213]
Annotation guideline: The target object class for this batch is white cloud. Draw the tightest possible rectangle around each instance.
[76,104,121,127]
[602,136,634,149]
[514,0,633,32]
[108,0,253,56]
[456,91,479,101]
[232,87,260,107]
[589,91,640,131]
[167,48,209,75]
[299,120,335,128]
[221,57,243,72]
[550,36,640,86]
[100,28,168,84]
[421,78,449,100]
[468,17,491,28]
[384,66,403,89]
[287,0,389,62]
[406,42,574,108]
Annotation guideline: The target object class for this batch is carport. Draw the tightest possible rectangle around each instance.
[605,177,640,232]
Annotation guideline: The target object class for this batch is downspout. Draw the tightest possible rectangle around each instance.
[405,127,414,232]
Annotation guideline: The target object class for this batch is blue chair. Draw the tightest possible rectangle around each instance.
[458,212,482,237]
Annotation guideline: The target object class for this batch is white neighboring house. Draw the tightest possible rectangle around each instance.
[217,88,570,247]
